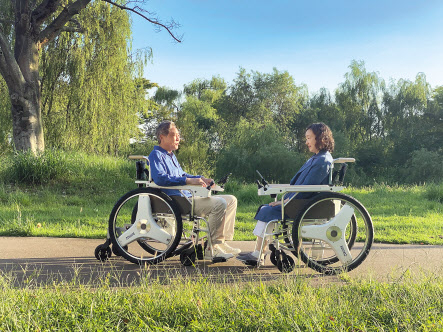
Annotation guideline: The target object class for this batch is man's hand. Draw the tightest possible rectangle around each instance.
[186,177,206,187]
[201,177,215,187]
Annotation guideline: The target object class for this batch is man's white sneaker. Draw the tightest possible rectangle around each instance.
[205,244,234,260]
[218,242,241,255]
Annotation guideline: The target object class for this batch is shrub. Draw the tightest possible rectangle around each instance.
[425,182,443,203]
[405,148,443,184]
[4,149,69,184]
[216,122,305,183]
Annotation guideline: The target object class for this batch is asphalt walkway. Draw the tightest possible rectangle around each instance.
[1,237,442,287]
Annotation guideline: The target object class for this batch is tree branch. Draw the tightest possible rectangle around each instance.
[38,0,91,46]
[61,26,85,33]
[31,0,61,27]
[0,27,25,89]
[101,0,182,43]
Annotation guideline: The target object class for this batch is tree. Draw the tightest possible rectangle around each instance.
[0,0,180,153]
[335,60,385,145]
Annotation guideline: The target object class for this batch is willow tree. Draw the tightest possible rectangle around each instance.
[40,1,150,154]
[0,0,180,153]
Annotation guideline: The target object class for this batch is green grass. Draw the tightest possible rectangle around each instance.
[0,271,442,331]
[0,151,442,244]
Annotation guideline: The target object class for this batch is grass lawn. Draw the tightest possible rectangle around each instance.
[0,152,442,330]
[0,151,442,244]
[0,272,442,331]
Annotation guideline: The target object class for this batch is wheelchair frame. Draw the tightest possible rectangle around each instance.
[95,156,374,275]
[94,155,227,266]
[250,158,374,274]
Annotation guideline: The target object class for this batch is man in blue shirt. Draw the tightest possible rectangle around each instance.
[148,121,240,260]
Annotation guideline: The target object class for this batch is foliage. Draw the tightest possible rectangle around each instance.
[405,148,443,184]
[0,152,442,244]
[39,1,149,155]
[3,149,69,185]
[424,182,443,203]
[216,120,305,182]
[0,77,11,153]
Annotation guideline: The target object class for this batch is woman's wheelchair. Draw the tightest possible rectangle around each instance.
[250,158,374,275]
[94,155,229,266]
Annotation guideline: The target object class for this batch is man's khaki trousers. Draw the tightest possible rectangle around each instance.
[193,194,237,245]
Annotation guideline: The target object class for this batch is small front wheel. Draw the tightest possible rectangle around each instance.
[180,248,196,266]
[95,244,111,261]
[277,252,295,273]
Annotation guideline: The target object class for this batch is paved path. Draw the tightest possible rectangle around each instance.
[1,237,442,287]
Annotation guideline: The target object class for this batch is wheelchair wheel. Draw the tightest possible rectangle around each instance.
[292,192,373,275]
[109,187,183,265]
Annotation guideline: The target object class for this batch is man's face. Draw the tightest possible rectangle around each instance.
[160,125,181,152]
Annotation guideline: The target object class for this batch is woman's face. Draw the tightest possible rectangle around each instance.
[305,129,319,154]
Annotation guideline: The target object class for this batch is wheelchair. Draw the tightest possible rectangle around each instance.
[94,155,229,266]
[249,158,374,275]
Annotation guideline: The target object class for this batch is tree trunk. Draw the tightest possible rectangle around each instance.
[8,0,45,153]
[10,83,45,153]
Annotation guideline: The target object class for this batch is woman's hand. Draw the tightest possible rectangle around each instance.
[268,201,282,207]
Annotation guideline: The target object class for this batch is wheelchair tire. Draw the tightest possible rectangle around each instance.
[109,187,183,265]
[292,192,373,275]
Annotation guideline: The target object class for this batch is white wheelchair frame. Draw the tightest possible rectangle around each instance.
[250,158,374,274]
[95,156,374,275]
[95,155,228,266]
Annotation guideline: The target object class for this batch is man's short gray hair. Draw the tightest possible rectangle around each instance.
[156,121,175,143]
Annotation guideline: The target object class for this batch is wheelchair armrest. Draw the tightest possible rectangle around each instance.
[257,184,342,196]
[333,157,355,164]
[136,181,224,197]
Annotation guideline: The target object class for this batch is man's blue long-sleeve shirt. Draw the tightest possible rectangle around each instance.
[148,146,201,196]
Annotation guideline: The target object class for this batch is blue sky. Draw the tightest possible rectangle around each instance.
[131,0,443,94]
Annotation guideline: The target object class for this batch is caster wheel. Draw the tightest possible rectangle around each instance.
[112,244,128,256]
[277,251,295,273]
[270,250,278,266]
[95,244,111,261]
[212,257,227,263]
[180,249,196,266]
[196,244,204,260]
[196,242,208,260]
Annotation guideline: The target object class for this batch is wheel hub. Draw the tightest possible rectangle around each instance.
[137,219,151,233]
[326,226,342,242]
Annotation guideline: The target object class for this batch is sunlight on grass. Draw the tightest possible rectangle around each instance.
[0,269,442,330]
[0,153,442,243]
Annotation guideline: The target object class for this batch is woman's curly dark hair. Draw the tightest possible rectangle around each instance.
[306,122,334,153]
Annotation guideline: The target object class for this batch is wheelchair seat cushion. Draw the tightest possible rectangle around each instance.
[255,197,337,223]
[149,195,192,215]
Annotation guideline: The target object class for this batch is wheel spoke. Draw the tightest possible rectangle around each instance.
[327,237,353,264]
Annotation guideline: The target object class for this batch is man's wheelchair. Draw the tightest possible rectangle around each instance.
[251,158,374,275]
[94,155,229,266]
